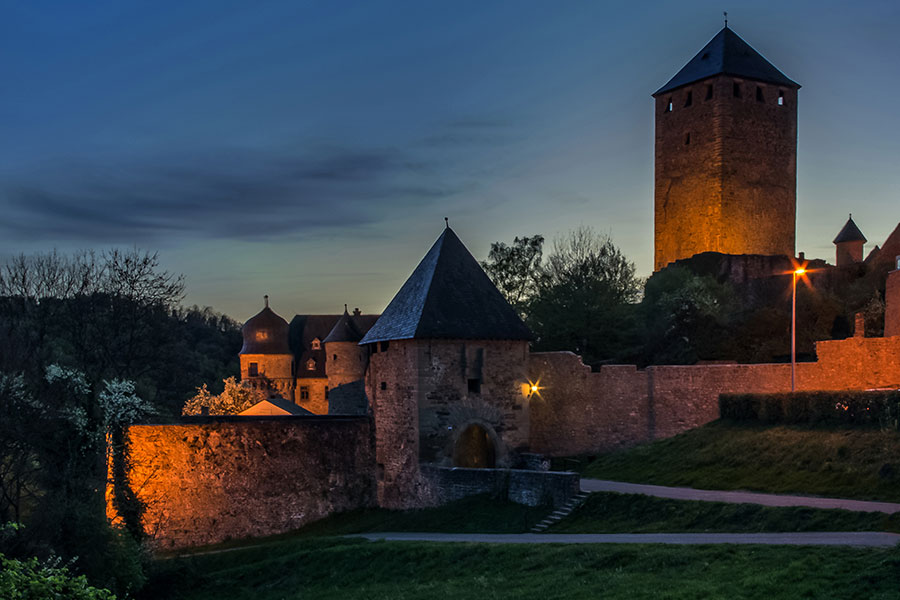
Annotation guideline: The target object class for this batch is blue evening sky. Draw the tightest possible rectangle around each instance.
[2,0,898,320]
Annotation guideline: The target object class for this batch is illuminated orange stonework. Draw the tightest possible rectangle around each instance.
[654,58,798,270]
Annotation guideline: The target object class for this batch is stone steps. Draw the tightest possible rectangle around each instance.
[530,491,591,533]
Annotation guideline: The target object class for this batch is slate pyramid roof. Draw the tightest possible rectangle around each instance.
[655,27,799,96]
[360,227,533,344]
[833,215,867,244]
[323,306,364,343]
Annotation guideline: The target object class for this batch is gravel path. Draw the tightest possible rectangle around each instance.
[352,531,900,547]
[581,479,900,514]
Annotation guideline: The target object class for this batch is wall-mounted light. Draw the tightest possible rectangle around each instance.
[524,379,543,398]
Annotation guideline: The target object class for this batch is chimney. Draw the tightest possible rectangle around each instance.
[853,312,865,338]
[353,307,361,316]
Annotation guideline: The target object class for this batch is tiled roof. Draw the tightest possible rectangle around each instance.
[655,27,799,96]
[323,307,364,343]
[240,300,291,355]
[290,312,378,378]
[360,227,533,344]
[239,397,312,416]
[833,215,867,244]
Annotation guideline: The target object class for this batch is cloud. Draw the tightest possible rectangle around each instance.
[0,146,463,244]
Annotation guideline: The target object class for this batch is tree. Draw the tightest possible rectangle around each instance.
[527,228,642,365]
[639,266,738,364]
[0,249,189,594]
[182,377,267,416]
[480,235,544,316]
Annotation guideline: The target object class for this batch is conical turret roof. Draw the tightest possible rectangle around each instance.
[323,306,363,343]
[360,227,532,344]
[240,296,291,354]
[655,27,799,96]
[833,215,867,244]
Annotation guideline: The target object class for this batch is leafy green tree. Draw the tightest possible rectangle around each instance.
[480,235,544,316]
[0,553,115,600]
[639,266,738,364]
[527,228,642,366]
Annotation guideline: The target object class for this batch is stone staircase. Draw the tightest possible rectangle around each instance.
[530,491,591,533]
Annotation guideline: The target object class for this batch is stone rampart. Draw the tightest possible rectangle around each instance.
[530,334,900,456]
[114,416,374,550]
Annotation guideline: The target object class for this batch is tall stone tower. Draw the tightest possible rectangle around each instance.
[653,27,800,271]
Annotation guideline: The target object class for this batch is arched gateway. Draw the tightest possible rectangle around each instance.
[453,424,496,468]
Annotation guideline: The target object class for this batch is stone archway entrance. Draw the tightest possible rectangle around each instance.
[453,424,496,468]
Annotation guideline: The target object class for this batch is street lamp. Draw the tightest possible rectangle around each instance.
[791,267,806,392]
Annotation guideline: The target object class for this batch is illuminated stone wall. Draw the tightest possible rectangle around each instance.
[366,339,531,508]
[530,334,900,456]
[116,416,374,549]
[886,269,900,338]
[654,75,797,270]
[240,353,297,404]
[296,377,329,414]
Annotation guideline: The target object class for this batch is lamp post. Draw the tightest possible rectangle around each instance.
[791,267,806,392]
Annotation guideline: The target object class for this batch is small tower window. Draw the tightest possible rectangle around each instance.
[380,381,387,391]
[684,91,692,107]
[468,378,481,394]
[684,132,691,145]
[665,98,673,112]
[379,341,390,352]
[248,362,259,377]
[311,338,321,350]
[325,386,329,400]
[777,90,785,106]
[300,386,309,400]
[306,358,316,370]
[705,85,713,100]
[333,354,338,362]
[733,82,741,98]
[756,86,764,102]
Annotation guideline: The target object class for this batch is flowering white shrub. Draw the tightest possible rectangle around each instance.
[44,365,90,397]
[182,376,267,415]
[98,379,153,426]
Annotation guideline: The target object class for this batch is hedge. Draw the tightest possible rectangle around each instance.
[719,390,900,429]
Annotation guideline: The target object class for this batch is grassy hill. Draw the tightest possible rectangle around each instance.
[582,421,900,502]
[144,538,900,600]
[548,492,900,534]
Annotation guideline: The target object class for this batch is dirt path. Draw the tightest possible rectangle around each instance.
[580,479,900,514]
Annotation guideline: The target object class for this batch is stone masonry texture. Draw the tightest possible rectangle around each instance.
[530,334,900,456]
[886,269,900,338]
[366,339,530,508]
[654,75,797,270]
[118,417,374,549]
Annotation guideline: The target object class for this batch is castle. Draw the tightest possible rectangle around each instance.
[109,26,900,549]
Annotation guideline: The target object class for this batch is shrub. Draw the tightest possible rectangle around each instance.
[0,553,115,600]
[720,390,900,429]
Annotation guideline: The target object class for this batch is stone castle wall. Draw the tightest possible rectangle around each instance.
[654,76,797,270]
[886,269,900,338]
[326,340,369,415]
[366,339,531,508]
[530,334,900,456]
[113,416,374,549]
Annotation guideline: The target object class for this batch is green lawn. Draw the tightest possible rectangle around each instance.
[143,538,900,600]
[161,495,548,558]
[582,421,900,502]
[549,492,900,533]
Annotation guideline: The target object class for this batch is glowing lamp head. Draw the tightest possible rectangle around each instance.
[530,384,539,394]
[794,267,806,276]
